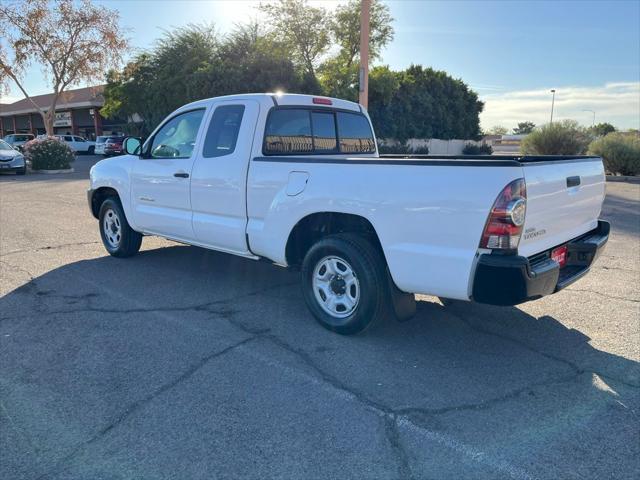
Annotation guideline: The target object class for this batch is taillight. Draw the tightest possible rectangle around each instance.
[312,97,332,105]
[479,178,527,250]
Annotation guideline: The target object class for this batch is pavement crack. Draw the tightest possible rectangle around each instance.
[446,308,640,389]
[397,371,582,418]
[0,241,101,258]
[563,287,640,303]
[35,336,256,480]
[384,414,414,480]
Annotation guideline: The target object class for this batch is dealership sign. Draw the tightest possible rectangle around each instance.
[53,111,72,127]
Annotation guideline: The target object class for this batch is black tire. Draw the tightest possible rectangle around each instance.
[88,146,95,154]
[301,233,389,335]
[16,165,26,175]
[98,197,142,257]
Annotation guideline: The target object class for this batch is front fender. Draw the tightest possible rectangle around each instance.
[89,155,137,229]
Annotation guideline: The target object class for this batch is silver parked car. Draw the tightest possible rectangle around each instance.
[0,139,26,175]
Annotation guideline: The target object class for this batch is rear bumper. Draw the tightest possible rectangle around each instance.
[472,220,610,306]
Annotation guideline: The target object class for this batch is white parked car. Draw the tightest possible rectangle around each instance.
[94,136,109,155]
[54,135,95,154]
[88,93,609,334]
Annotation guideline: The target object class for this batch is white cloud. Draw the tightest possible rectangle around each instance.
[480,82,640,131]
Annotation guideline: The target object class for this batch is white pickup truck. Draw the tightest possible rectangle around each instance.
[88,93,609,334]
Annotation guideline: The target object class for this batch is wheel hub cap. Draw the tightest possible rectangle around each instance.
[312,256,360,319]
[102,208,122,248]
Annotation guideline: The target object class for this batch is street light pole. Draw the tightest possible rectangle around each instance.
[550,89,556,124]
[358,0,371,109]
[583,109,596,127]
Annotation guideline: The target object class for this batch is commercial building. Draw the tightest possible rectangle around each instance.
[0,85,125,140]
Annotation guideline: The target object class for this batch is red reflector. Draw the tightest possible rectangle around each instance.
[551,245,568,268]
[312,97,332,105]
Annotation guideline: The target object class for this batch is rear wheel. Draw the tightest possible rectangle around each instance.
[99,198,142,257]
[301,233,389,335]
[88,146,95,154]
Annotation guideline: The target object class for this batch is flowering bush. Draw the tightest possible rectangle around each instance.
[23,137,74,170]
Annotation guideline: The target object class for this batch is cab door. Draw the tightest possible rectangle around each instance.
[190,100,260,254]
[130,108,206,240]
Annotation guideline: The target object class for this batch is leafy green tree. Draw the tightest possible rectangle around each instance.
[102,23,303,134]
[330,0,394,67]
[258,0,330,78]
[216,22,303,94]
[368,65,483,141]
[320,0,394,101]
[588,122,616,137]
[513,121,535,134]
[521,120,590,155]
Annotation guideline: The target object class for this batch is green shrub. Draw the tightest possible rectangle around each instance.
[378,142,410,154]
[463,142,493,155]
[378,142,429,155]
[520,120,590,155]
[588,132,640,176]
[23,138,74,170]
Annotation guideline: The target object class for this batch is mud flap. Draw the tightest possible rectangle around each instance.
[386,273,416,322]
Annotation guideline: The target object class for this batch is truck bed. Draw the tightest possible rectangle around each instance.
[255,154,602,167]
[379,154,602,164]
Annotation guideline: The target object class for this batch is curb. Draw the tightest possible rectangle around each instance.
[30,168,75,174]
[606,175,640,184]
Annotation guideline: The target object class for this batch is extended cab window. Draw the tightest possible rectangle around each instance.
[150,109,205,159]
[336,112,375,153]
[264,109,312,154]
[263,108,373,155]
[203,105,245,158]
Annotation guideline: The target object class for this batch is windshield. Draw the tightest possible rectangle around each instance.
[0,140,13,150]
[96,136,108,143]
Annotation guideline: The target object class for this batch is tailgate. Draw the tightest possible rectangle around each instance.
[518,158,605,257]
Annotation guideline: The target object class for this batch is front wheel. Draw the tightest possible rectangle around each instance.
[301,233,389,335]
[99,198,142,257]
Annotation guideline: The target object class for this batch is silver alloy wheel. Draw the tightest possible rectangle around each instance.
[312,255,360,319]
[102,208,122,249]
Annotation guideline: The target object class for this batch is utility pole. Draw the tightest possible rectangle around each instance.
[359,0,371,109]
[583,109,596,127]
[550,89,556,124]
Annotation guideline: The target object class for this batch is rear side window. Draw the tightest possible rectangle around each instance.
[336,112,376,153]
[203,105,245,158]
[263,108,374,155]
[311,111,337,152]
[264,109,312,154]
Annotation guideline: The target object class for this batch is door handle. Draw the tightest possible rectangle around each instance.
[566,176,580,188]
[174,172,189,178]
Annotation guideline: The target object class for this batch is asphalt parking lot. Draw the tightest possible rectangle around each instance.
[1,155,639,480]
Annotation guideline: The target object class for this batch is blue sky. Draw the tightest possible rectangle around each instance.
[4,0,640,130]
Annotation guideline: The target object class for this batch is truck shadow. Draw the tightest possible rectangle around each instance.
[2,243,638,413]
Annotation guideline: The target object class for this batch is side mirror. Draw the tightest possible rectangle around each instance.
[123,137,142,156]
